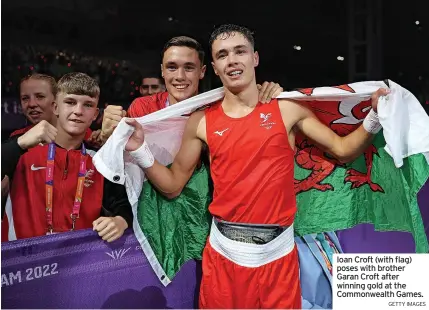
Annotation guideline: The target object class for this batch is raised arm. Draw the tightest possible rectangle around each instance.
[280,88,389,163]
[124,111,205,199]
[2,120,58,180]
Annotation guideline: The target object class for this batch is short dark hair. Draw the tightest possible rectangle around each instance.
[161,36,205,66]
[57,72,100,98]
[209,24,255,52]
[142,74,164,85]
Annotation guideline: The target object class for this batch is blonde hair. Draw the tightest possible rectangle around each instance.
[57,72,100,98]
[20,73,58,97]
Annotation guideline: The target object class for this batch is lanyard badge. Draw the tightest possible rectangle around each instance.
[45,143,87,233]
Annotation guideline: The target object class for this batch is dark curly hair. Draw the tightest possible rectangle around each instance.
[209,24,255,52]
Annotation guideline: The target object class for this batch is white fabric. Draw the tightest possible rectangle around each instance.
[129,140,155,169]
[5,195,17,241]
[377,80,429,167]
[93,87,225,205]
[93,80,429,204]
[209,220,295,267]
[92,79,429,286]
[363,109,382,134]
[92,88,224,286]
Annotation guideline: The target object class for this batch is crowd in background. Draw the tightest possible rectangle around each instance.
[1,44,145,107]
[1,44,166,138]
[2,43,429,140]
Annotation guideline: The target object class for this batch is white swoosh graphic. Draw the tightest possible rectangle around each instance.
[31,164,46,171]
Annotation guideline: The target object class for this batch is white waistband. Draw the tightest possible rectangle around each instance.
[209,219,295,268]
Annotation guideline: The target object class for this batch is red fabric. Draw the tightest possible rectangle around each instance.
[199,242,301,309]
[10,125,34,137]
[4,144,104,240]
[10,125,92,141]
[204,99,297,226]
[127,92,169,118]
[84,128,92,140]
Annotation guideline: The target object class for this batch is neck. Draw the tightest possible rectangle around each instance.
[49,116,58,127]
[168,93,178,105]
[54,125,85,151]
[167,91,199,106]
[223,81,259,108]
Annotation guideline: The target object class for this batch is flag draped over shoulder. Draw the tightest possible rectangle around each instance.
[93,80,429,286]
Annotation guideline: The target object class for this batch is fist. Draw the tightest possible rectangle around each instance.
[93,216,128,242]
[86,129,103,148]
[124,119,145,152]
[17,120,57,150]
[371,88,391,112]
[100,105,127,143]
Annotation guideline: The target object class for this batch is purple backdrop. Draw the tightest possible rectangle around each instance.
[1,182,428,309]
[1,229,200,309]
[337,181,429,253]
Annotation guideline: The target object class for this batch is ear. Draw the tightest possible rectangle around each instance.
[254,51,259,68]
[160,63,164,78]
[200,65,207,79]
[211,62,219,76]
[53,100,59,117]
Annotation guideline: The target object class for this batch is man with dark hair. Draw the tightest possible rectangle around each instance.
[122,24,389,308]
[1,72,132,241]
[100,35,282,142]
[140,75,165,97]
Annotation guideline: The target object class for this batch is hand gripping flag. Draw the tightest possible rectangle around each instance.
[94,80,429,286]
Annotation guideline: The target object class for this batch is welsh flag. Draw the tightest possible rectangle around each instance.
[94,80,429,286]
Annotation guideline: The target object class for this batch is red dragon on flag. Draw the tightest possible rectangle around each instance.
[293,84,384,194]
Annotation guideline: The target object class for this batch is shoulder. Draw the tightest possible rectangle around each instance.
[10,125,34,138]
[188,110,206,129]
[127,97,148,117]
[278,98,315,121]
[128,92,168,117]
[85,142,99,157]
[200,100,222,121]
[183,110,206,141]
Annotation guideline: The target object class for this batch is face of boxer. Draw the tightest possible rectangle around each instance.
[161,45,206,105]
[211,31,259,94]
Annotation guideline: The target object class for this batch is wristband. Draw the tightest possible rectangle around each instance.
[362,109,381,134]
[129,140,155,169]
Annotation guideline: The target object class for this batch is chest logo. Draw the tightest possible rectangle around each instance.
[260,113,276,129]
[30,164,46,171]
[214,128,229,136]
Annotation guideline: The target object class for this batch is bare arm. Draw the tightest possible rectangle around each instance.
[125,111,204,198]
[280,88,388,163]
[294,103,373,163]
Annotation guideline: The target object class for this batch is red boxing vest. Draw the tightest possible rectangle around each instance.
[205,99,296,226]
